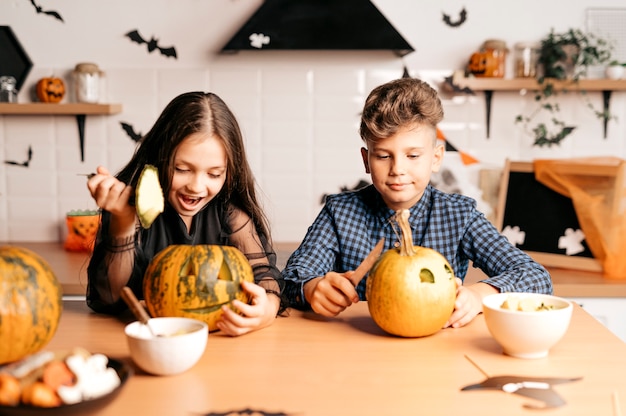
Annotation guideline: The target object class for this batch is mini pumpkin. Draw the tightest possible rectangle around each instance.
[143,245,254,332]
[64,210,100,252]
[366,210,457,337]
[0,246,63,364]
[36,77,65,103]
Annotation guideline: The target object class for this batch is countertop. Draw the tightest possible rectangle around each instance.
[5,242,626,297]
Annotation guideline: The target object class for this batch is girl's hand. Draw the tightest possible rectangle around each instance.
[216,280,280,337]
[87,166,136,234]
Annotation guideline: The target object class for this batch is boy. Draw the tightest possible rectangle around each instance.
[281,77,552,328]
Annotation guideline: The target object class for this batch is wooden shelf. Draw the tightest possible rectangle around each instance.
[0,103,122,162]
[0,103,122,115]
[447,70,626,138]
[450,72,626,91]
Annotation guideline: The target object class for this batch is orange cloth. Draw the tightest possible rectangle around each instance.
[534,157,626,279]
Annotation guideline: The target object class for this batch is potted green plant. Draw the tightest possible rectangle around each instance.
[515,28,613,147]
[605,60,625,80]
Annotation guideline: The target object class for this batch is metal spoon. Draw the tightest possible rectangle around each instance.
[120,286,162,337]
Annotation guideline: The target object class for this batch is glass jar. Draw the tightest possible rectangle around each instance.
[73,63,102,103]
[482,39,507,78]
[0,75,18,103]
[514,42,540,78]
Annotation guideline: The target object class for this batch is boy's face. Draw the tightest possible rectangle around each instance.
[360,124,443,211]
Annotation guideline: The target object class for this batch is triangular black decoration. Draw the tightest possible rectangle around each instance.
[221,0,414,57]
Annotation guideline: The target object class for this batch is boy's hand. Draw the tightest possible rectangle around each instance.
[444,278,497,328]
[304,272,359,317]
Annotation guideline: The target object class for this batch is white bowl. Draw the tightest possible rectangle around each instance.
[482,293,573,359]
[125,317,208,376]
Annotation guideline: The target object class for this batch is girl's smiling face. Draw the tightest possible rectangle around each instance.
[169,132,227,230]
[361,123,443,211]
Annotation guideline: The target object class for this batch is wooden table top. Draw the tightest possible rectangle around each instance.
[8,242,626,298]
[35,300,626,415]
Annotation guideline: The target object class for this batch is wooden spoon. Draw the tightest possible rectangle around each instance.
[120,287,161,337]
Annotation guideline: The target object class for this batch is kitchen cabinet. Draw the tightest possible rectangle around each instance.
[0,103,122,161]
[448,71,626,138]
[568,297,626,342]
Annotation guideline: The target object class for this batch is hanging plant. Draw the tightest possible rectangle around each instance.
[515,28,613,147]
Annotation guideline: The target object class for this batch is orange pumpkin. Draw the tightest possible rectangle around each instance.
[36,77,65,103]
[143,245,254,332]
[64,211,100,252]
[0,246,63,364]
[366,210,457,337]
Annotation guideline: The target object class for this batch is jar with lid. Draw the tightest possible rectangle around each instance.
[514,42,540,78]
[0,76,18,103]
[468,39,508,78]
[73,63,102,103]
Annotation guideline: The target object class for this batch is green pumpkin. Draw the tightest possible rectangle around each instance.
[143,245,254,332]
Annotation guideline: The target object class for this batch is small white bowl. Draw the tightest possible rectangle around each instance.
[125,317,208,376]
[482,293,573,359]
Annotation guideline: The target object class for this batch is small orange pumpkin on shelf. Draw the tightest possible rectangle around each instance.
[36,76,65,103]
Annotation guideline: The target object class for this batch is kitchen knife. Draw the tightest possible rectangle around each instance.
[347,238,385,286]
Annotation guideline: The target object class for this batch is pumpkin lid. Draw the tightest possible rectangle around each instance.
[483,39,508,52]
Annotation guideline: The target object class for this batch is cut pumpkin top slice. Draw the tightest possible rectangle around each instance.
[136,165,164,229]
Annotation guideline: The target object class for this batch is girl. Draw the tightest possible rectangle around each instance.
[87,91,284,336]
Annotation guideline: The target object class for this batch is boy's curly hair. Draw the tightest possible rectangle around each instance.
[359,78,444,144]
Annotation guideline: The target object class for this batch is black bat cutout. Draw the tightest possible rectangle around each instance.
[4,145,33,167]
[442,7,467,28]
[200,409,291,416]
[125,30,177,58]
[443,75,475,95]
[29,0,64,22]
[120,122,142,142]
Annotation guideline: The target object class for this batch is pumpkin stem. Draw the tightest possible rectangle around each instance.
[395,209,417,256]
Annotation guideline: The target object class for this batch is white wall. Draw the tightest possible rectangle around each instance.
[1,0,625,243]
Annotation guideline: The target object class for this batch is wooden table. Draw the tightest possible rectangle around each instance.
[38,300,626,415]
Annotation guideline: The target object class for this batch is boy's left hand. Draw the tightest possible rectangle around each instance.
[215,280,280,337]
[443,278,497,329]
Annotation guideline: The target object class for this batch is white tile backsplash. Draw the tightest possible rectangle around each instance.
[2,65,626,243]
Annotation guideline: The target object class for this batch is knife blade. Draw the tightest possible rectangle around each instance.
[347,238,385,286]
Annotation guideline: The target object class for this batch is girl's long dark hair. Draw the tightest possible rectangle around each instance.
[117,91,271,239]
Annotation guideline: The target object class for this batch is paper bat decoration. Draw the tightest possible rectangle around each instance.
[29,0,64,22]
[462,375,582,409]
[442,7,467,28]
[120,122,142,142]
[443,75,475,95]
[125,30,177,58]
[202,408,291,416]
[4,145,32,167]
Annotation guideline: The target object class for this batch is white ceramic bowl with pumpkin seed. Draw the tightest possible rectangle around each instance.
[482,292,573,359]
[125,317,208,376]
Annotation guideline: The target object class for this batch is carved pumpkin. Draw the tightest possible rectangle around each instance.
[366,210,457,337]
[0,246,63,364]
[36,77,65,103]
[143,245,254,332]
[64,211,100,252]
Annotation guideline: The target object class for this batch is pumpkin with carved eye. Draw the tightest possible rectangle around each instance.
[143,245,254,332]
[366,210,457,338]
[36,77,65,103]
